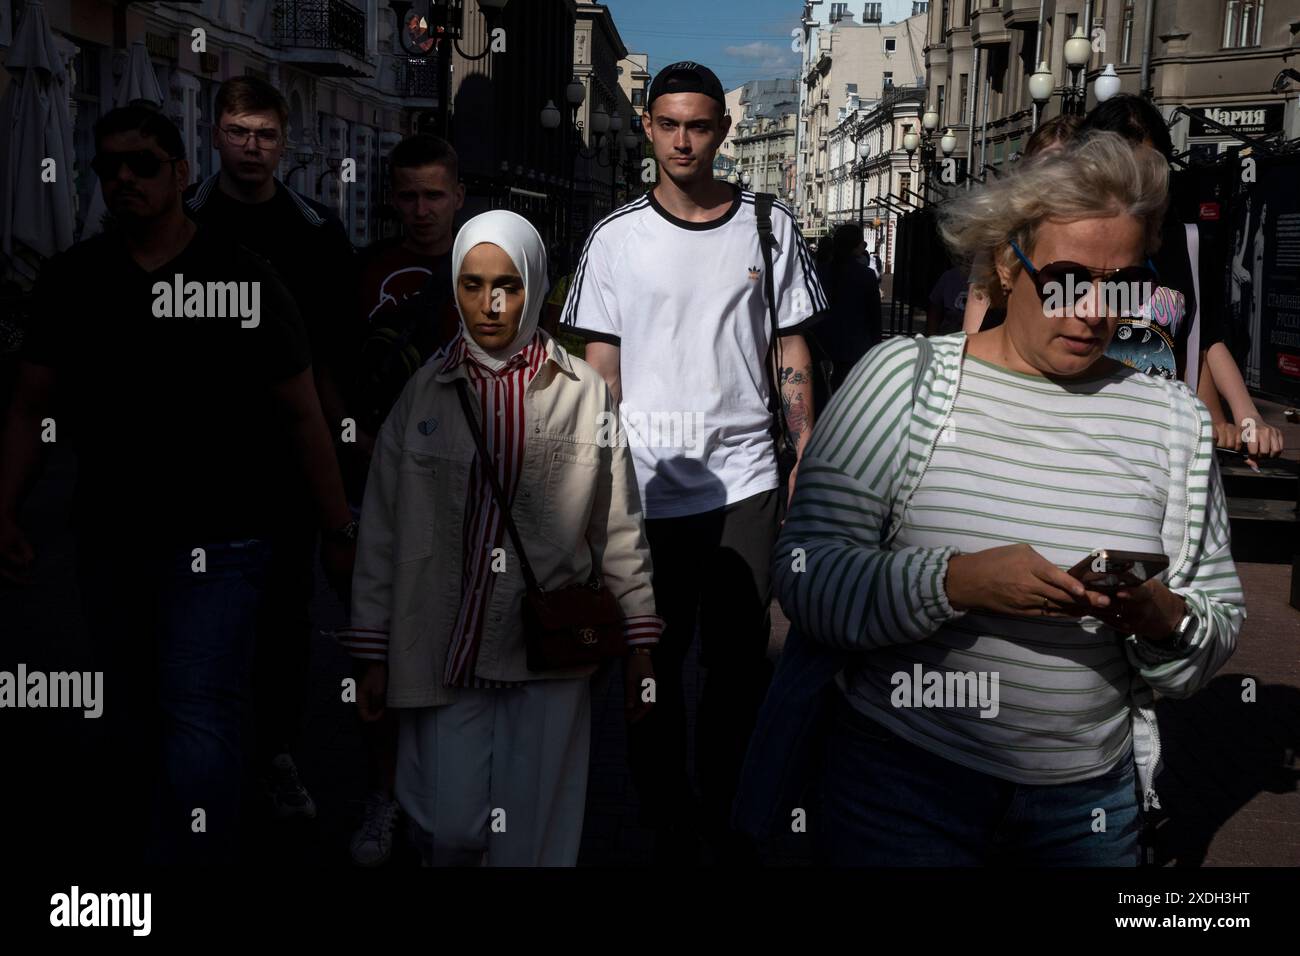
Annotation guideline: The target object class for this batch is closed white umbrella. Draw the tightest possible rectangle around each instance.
[80,40,167,238]
[116,40,165,108]
[0,0,76,258]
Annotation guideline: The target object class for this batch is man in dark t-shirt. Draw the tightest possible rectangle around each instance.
[183,77,356,821]
[349,135,463,448]
[0,107,355,864]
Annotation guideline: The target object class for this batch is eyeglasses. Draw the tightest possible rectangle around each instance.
[219,125,282,148]
[1009,240,1160,317]
[90,150,182,180]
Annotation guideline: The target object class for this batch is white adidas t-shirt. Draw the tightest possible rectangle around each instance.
[562,185,827,519]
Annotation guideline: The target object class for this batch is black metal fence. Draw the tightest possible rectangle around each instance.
[273,0,367,61]
[394,59,440,99]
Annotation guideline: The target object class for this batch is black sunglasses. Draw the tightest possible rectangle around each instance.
[1010,240,1159,317]
[91,150,182,180]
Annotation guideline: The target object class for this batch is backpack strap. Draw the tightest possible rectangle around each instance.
[755,192,793,448]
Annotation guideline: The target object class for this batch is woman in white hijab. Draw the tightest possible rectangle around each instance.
[343,210,662,866]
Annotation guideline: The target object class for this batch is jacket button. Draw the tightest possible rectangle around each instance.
[534,425,540,433]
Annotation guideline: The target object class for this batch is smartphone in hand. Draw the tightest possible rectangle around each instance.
[1067,549,1169,593]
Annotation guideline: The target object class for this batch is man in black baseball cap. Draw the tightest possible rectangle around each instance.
[645,61,727,113]
[563,59,826,864]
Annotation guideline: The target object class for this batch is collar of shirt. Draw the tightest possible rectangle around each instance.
[435,331,576,382]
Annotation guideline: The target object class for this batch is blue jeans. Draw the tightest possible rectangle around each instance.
[818,693,1142,866]
[81,538,271,865]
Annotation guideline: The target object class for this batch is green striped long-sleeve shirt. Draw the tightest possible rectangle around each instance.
[774,333,1243,787]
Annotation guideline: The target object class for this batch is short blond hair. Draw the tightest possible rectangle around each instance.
[937,131,1168,300]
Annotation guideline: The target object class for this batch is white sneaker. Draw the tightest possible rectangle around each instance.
[350,791,400,866]
[265,753,317,820]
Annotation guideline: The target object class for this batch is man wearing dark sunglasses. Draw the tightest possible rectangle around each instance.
[0,106,355,865]
[184,76,358,825]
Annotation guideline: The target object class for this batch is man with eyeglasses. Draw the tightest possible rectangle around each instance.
[0,106,356,864]
[185,76,358,826]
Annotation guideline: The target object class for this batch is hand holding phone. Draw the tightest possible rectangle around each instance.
[1067,549,1169,593]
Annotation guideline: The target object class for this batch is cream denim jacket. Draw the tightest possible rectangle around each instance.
[349,332,658,708]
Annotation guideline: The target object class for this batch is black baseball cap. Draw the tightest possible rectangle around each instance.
[646,61,726,112]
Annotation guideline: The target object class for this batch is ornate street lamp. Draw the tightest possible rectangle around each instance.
[940,128,957,157]
[566,78,586,111]
[1028,62,1055,107]
[390,0,510,60]
[1063,28,1092,115]
[1094,64,1121,103]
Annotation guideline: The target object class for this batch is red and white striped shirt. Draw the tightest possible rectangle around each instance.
[340,332,663,676]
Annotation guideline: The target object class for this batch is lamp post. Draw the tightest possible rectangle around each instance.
[1062,28,1092,115]
[1029,61,1054,129]
[541,77,601,256]
[389,0,510,137]
[852,126,871,226]
[903,113,946,203]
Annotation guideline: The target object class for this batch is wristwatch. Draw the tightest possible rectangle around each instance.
[325,519,359,544]
[1168,607,1199,653]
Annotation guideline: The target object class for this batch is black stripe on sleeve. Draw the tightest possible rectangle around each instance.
[561,197,650,331]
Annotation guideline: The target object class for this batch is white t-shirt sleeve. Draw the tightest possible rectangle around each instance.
[562,232,622,344]
[771,202,828,332]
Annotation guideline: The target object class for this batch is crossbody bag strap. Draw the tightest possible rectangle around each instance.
[453,378,541,593]
[1183,222,1201,393]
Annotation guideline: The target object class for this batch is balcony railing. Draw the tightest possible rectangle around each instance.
[274,0,367,61]
[394,59,440,98]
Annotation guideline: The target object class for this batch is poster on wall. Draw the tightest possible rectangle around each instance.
[1223,155,1300,403]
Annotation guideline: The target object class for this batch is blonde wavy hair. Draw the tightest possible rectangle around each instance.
[937,131,1169,302]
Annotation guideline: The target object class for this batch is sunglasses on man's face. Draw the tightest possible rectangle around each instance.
[91,150,182,180]
[1010,240,1160,316]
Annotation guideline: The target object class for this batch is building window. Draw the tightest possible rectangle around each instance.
[1121,0,1135,63]
[913,1,929,14]
[632,88,644,107]
[958,73,969,119]
[936,84,946,123]
[884,37,896,53]
[1223,1,1264,48]
[863,2,882,23]
[899,171,911,199]
[831,2,849,21]
[883,71,894,90]
[940,0,950,32]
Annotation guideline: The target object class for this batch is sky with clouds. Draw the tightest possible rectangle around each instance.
[603,0,805,93]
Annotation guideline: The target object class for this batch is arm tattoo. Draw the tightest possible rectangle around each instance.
[779,364,811,387]
[785,393,809,446]
[780,363,814,447]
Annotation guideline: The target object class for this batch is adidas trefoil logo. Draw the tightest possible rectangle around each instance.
[748,265,761,280]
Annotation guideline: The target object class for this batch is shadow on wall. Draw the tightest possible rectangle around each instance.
[450,71,496,187]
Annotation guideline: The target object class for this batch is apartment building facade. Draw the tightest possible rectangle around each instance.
[797,2,929,234]
[923,0,1299,192]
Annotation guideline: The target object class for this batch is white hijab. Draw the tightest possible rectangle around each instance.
[451,210,549,372]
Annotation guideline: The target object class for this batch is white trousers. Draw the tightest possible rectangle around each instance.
[395,678,591,867]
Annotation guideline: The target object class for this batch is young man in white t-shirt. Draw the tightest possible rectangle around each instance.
[562,61,827,863]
